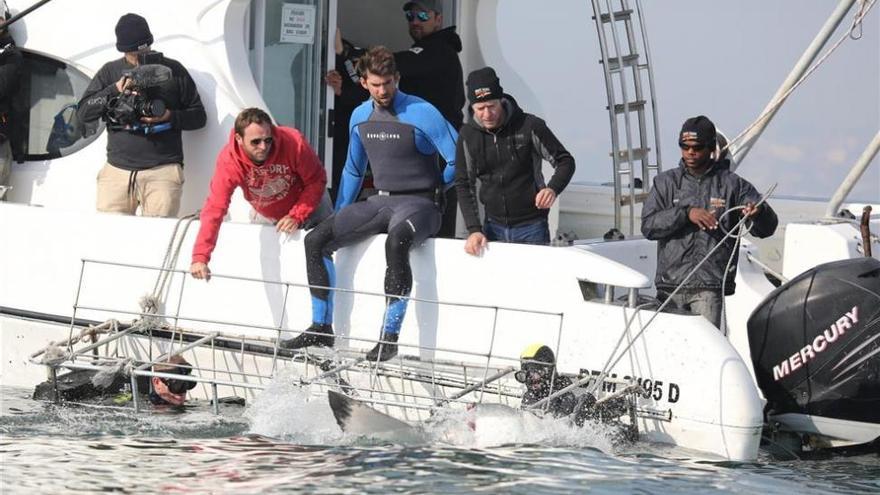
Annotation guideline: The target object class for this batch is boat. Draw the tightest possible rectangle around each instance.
[0,0,877,460]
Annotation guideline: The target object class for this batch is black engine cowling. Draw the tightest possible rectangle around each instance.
[748,257,880,423]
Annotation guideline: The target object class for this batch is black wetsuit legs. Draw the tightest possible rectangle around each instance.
[304,195,441,330]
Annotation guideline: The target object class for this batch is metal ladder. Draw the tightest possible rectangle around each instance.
[591,0,663,236]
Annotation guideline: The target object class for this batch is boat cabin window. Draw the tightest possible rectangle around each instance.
[9,50,103,161]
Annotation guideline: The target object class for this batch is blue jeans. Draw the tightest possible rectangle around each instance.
[484,219,550,245]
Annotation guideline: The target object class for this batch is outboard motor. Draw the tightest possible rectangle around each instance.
[748,257,880,438]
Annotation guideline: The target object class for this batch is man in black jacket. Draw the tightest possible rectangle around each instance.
[0,1,21,198]
[77,13,206,217]
[641,116,778,329]
[326,35,368,203]
[455,67,575,255]
[397,0,464,129]
[399,1,465,238]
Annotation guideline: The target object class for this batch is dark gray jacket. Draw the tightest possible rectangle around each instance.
[641,159,778,294]
[77,56,206,171]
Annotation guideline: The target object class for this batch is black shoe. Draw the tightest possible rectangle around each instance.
[366,333,399,362]
[279,323,335,349]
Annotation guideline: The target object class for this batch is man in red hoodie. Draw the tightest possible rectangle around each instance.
[190,108,331,280]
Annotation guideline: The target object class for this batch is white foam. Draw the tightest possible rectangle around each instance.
[246,368,623,451]
[244,366,344,443]
[427,405,618,452]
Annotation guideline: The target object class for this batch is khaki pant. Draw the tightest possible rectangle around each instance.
[96,162,184,217]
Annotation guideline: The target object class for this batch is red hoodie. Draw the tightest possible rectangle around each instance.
[192,126,327,264]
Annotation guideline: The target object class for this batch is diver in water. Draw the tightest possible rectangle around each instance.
[516,343,639,441]
[34,355,197,408]
[516,344,578,417]
[141,355,197,406]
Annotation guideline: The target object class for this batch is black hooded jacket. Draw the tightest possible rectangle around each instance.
[0,34,22,140]
[395,26,464,129]
[455,96,576,233]
[641,159,778,294]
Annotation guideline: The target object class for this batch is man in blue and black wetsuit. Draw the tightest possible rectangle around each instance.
[280,46,457,362]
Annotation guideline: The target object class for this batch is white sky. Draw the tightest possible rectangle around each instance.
[492,0,879,202]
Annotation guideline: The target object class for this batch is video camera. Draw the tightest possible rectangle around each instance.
[105,51,172,131]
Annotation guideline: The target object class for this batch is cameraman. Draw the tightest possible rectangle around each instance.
[77,13,206,217]
[0,1,22,198]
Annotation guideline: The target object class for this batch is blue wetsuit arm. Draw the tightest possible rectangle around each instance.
[414,117,458,185]
[335,123,368,210]
[438,120,458,185]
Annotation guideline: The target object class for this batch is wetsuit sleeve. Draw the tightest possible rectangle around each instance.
[454,135,483,234]
[77,64,119,124]
[641,174,691,240]
[171,67,207,131]
[734,175,778,239]
[192,155,238,264]
[288,131,328,223]
[417,112,457,184]
[335,116,368,210]
[531,119,576,194]
[440,121,457,184]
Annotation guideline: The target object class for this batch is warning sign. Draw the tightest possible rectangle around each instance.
[280,4,316,44]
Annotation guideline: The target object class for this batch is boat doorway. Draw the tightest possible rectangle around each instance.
[327,0,458,194]
[246,0,334,170]
[243,0,459,190]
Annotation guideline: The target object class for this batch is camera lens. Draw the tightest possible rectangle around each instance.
[145,99,166,118]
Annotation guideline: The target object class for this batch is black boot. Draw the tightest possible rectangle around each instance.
[366,333,399,362]
[279,323,335,349]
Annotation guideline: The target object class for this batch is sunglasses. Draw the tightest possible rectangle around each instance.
[157,365,196,395]
[405,10,431,22]
[514,364,551,383]
[679,143,708,152]
[249,136,274,147]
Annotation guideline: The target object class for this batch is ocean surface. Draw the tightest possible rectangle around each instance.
[1,384,878,494]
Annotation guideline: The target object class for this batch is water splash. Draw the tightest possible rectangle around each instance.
[427,404,619,451]
[245,369,621,451]
[244,366,345,444]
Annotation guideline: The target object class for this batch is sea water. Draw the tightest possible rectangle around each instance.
[1,382,878,494]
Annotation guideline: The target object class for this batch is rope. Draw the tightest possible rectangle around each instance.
[52,319,122,365]
[717,204,759,336]
[851,0,870,39]
[585,184,777,396]
[140,212,200,321]
[725,0,876,155]
[49,212,199,368]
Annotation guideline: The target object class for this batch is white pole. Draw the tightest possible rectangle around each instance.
[731,0,857,170]
[825,131,880,218]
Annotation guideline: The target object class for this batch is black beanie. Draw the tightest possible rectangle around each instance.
[115,13,153,53]
[466,67,503,105]
[679,115,716,146]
